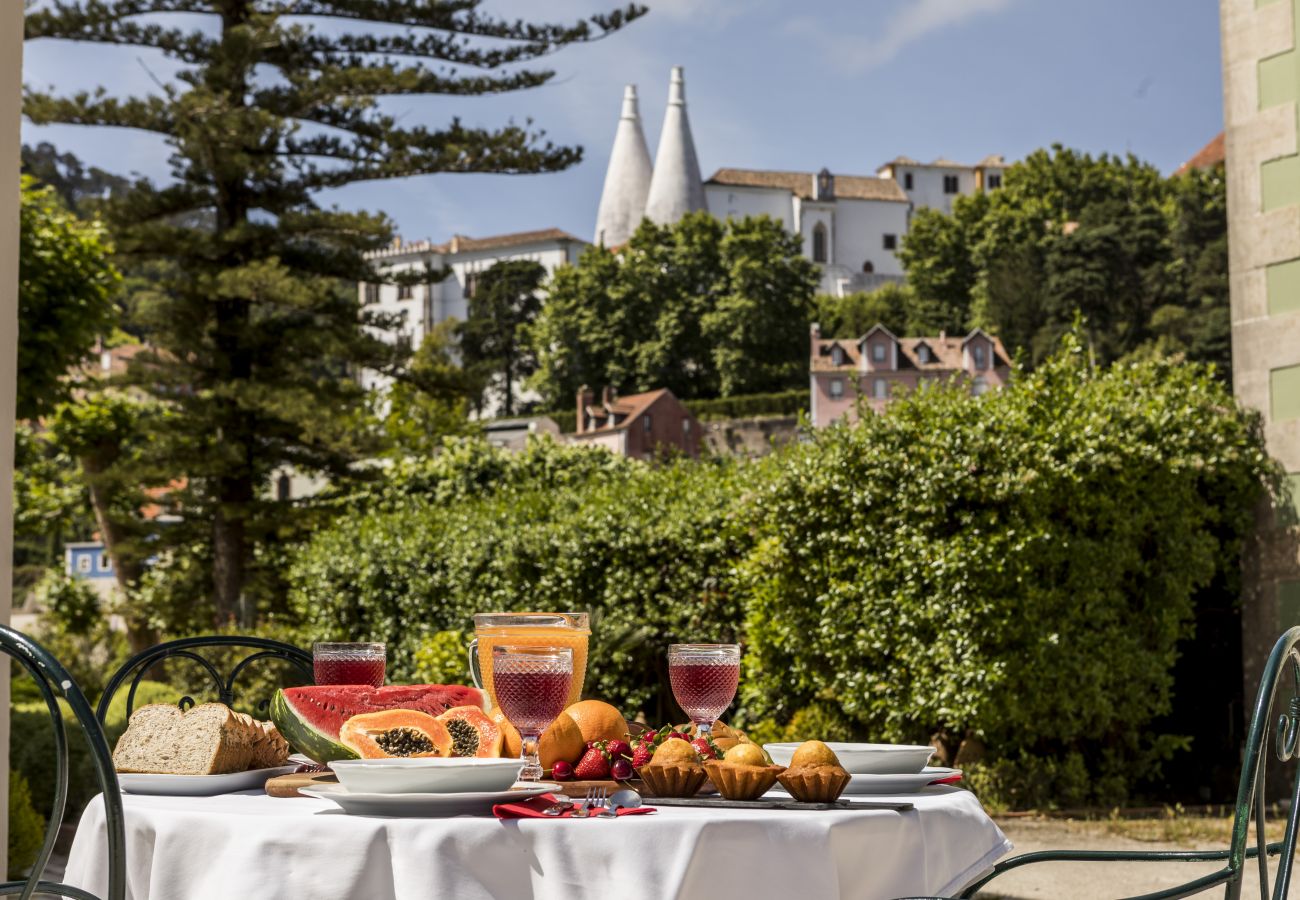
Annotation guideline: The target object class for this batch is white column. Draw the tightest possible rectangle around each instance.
[0,0,23,868]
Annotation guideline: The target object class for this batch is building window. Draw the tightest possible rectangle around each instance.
[862,260,874,274]
[917,344,932,364]
[873,378,888,399]
[829,378,844,399]
[871,343,886,363]
[682,418,691,435]
[98,553,111,571]
[904,172,914,191]
[643,415,652,433]
[987,173,1002,190]
[943,174,959,194]
[972,376,989,396]
[76,555,92,574]
[397,282,413,300]
[972,343,988,370]
[463,273,479,298]
[363,283,379,304]
[831,345,845,366]
[882,234,897,251]
[277,473,292,501]
[811,223,828,263]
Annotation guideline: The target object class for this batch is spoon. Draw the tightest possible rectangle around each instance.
[542,794,574,817]
[599,788,642,818]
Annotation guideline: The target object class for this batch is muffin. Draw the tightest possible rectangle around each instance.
[704,761,785,801]
[639,763,708,798]
[776,764,852,803]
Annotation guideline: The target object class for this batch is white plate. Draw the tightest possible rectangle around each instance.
[331,757,524,794]
[301,782,556,816]
[119,764,299,796]
[763,742,935,774]
[768,767,961,796]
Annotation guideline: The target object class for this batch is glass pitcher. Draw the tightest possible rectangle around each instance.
[468,612,590,708]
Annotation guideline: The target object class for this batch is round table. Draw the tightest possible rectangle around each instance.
[63,786,1011,900]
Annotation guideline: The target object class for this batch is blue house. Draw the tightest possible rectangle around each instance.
[64,541,114,581]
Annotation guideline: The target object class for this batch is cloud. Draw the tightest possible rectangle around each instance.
[787,0,1018,74]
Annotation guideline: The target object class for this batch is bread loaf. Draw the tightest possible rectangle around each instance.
[113,703,288,775]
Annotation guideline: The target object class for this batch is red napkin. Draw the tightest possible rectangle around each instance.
[929,774,963,786]
[494,793,656,819]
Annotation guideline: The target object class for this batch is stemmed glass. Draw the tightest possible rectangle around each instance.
[492,645,573,782]
[668,644,740,737]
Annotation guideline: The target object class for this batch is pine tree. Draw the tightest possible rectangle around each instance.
[24,1,645,625]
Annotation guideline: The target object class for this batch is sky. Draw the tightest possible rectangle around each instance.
[21,0,1225,244]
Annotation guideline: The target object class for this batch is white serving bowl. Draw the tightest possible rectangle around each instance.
[763,742,935,775]
[330,757,524,795]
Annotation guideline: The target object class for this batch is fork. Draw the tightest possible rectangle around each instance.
[571,786,605,818]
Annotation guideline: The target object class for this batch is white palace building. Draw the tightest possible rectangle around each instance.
[360,66,1007,381]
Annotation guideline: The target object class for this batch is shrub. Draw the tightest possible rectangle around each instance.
[738,336,1275,806]
[8,770,45,879]
[683,389,807,422]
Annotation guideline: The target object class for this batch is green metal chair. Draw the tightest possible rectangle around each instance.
[1,624,124,900]
[897,625,1300,900]
[96,635,312,724]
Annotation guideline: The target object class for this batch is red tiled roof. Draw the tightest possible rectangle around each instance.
[580,388,674,434]
[706,168,908,203]
[1175,133,1225,175]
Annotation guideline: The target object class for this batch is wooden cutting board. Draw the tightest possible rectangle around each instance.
[266,771,338,798]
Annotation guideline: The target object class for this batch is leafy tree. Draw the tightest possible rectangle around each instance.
[12,424,96,596]
[898,145,1231,375]
[16,176,121,420]
[24,0,645,624]
[814,281,963,339]
[459,260,544,416]
[530,213,817,405]
[384,320,479,456]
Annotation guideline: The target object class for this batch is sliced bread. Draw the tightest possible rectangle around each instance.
[113,702,270,776]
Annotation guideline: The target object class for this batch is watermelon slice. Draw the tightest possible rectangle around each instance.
[271,684,486,763]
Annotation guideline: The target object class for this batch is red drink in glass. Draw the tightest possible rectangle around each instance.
[668,644,740,735]
[313,642,386,687]
[314,656,385,687]
[495,670,571,734]
[492,645,573,781]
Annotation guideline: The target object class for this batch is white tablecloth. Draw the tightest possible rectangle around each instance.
[64,786,1011,900]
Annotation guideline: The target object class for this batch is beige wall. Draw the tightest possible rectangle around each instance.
[0,0,22,866]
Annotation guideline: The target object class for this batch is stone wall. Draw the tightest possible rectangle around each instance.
[702,416,801,457]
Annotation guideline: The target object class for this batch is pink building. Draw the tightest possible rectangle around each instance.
[810,323,1012,427]
[569,386,702,460]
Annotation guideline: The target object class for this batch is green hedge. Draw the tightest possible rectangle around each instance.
[287,337,1275,806]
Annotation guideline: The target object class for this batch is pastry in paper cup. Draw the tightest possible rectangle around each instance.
[639,763,707,798]
[776,765,851,803]
[704,761,785,801]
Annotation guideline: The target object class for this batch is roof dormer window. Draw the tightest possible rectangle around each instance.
[831,345,845,366]
[871,343,886,363]
[816,168,834,201]
[917,344,933,364]
[972,343,988,370]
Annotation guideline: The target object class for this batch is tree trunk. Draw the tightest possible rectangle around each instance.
[212,491,250,627]
[79,446,156,653]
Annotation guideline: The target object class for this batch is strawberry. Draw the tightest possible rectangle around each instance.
[575,745,610,780]
[631,741,654,770]
[606,739,632,760]
[668,731,690,742]
[691,737,718,760]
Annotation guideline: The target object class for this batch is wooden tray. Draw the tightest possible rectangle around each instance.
[647,795,914,812]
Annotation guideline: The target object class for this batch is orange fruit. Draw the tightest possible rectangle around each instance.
[562,700,629,746]
[489,707,586,769]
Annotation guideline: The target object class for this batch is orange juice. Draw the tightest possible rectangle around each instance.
[471,613,589,708]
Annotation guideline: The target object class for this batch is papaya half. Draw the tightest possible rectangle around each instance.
[338,709,452,759]
[435,706,503,758]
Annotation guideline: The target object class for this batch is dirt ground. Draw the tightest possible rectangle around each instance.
[986,813,1298,898]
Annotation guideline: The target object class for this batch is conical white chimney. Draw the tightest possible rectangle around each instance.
[644,66,706,226]
[593,85,654,247]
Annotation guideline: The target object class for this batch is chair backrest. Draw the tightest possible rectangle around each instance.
[2,624,124,900]
[95,635,312,725]
[1226,625,1300,900]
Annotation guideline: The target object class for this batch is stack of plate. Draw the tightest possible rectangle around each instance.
[303,757,553,816]
[762,743,960,795]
